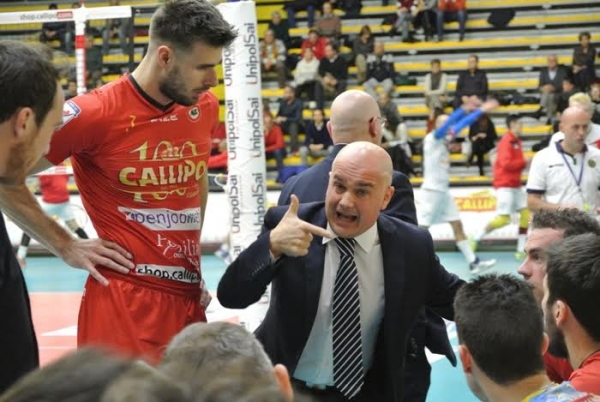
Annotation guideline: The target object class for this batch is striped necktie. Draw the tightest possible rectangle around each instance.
[332,237,363,399]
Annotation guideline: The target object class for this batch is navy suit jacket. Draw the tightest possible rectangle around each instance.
[278,144,418,226]
[217,203,464,402]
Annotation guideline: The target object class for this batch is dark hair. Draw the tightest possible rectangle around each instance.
[454,274,545,385]
[430,58,441,65]
[359,25,372,37]
[150,0,237,51]
[0,40,59,127]
[505,114,521,128]
[0,348,133,402]
[546,234,600,342]
[49,3,58,9]
[579,31,591,41]
[531,209,600,238]
[563,77,574,85]
[469,54,479,62]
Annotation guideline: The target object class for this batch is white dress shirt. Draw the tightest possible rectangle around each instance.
[293,223,385,386]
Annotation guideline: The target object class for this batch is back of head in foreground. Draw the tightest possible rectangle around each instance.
[101,361,193,402]
[454,274,546,401]
[545,233,600,359]
[0,40,63,185]
[159,321,292,399]
[328,90,384,145]
[0,347,134,402]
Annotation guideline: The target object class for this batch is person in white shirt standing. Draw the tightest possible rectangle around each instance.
[550,93,600,148]
[419,99,498,274]
[527,106,600,213]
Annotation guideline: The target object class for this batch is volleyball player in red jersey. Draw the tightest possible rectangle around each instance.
[0,0,237,363]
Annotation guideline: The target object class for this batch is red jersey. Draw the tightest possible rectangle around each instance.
[39,164,70,204]
[544,352,574,383]
[439,0,466,12]
[47,75,217,293]
[264,124,285,152]
[301,37,327,60]
[570,351,600,394]
[493,130,526,188]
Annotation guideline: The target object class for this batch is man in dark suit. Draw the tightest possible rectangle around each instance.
[278,89,417,225]
[218,142,464,402]
[277,90,450,401]
[538,54,570,124]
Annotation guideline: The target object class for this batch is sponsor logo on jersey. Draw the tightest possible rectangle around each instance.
[134,264,200,284]
[118,206,201,231]
[188,107,200,122]
[151,115,178,123]
[60,100,81,128]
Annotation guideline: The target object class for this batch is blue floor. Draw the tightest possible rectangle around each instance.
[23,251,521,402]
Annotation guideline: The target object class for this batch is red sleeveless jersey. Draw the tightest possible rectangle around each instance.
[46,75,218,293]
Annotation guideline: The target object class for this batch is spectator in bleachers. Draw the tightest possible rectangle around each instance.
[537,54,570,125]
[351,25,374,84]
[390,0,418,43]
[275,86,303,153]
[363,41,396,100]
[263,114,287,183]
[556,77,578,115]
[339,0,363,17]
[285,0,318,29]
[378,92,411,157]
[39,3,71,54]
[454,55,488,108]
[268,11,291,49]
[315,43,348,101]
[424,58,448,112]
[468,113,497,177]
[294,47,323,108]
[454,274,598,402]
[260,29,287,89]
[572,32,597,91]
[299,109,333,166]
[413,0,436,41]
[65,79,78,100]
[315,2,342,43]
[85,32,103,83]
[550,93,600,148]
[301,29,328,60]
[591,81,600,122]
[544,234,600,394]
[436,0,467,42]
[101,0,130,56]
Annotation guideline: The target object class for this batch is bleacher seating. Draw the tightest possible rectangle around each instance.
[1,0,599,189]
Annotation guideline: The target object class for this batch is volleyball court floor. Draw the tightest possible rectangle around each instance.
[25,251,520,402]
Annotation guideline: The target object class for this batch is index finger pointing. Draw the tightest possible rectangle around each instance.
[299,222,334,239]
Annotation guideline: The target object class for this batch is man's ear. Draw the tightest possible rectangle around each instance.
[555,300,570,328]
[458,344,473,374]
[541,333,549,356]
[14,107,34,140]
[273,364,293,401]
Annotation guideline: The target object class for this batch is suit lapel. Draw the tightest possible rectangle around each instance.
[303,207,329,330]
[378,216,406,375]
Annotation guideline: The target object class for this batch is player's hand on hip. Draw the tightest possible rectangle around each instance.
[60,238,134,286]
[269,195,333,258]
[200,278,212,310]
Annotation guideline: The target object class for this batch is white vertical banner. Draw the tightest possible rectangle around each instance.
[218,1,268,330]
[219,0,267,258]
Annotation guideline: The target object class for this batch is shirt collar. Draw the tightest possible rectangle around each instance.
[322,222,379,254]
[555,140,588,156]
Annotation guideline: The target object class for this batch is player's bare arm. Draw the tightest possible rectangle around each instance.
[0,156,134,286]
